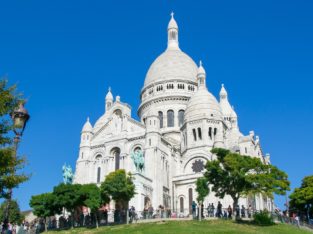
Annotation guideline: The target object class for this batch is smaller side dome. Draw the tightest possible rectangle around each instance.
[82,117,93,132]
[105,87,113,100]
[184,89,222,122]
[185,62,222,122]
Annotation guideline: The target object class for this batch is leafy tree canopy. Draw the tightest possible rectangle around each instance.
[290,175,313,211]
[100,169,135,204]
[204,148,290,210]
[0,200,23,224]
[80,184,102,212]
[0,79,28,198]
[29,192,61,218]
[196,177,209,204]
[52,183,83,212]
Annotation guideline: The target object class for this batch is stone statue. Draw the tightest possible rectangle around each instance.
[131,149,144,173]
[62,163,74,184]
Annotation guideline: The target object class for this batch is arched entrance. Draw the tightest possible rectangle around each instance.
[180,197,184,213]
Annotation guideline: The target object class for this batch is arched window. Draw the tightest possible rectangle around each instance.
[192,129,197,141]
[209,127,212,140]
[180,197,184,213]
[214,128,217,136]
[178,110,185,127]
[167,110,174,127]
[198,128,202,140]
[111,148,121,170]
[158,111,163,128]
[113,109,122,118]
[97,167,101,183]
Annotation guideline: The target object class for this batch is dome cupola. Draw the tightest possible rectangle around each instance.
[105,87,113,112]
[142,13,197,89]
[184,62,222,122]
[167,12,179,50]
[82,117,92,133]
[219,84,237,118]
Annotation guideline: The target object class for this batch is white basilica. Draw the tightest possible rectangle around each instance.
[74,14,273,214]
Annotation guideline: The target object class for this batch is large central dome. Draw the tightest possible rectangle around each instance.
[144,49,198,88]
[142,13,197,89]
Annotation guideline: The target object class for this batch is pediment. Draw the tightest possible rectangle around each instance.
[92,116,145,142]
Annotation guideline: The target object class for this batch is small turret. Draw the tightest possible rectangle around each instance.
[105,87,113,112]
[197,60,206,89]
[144,109,160,148]
[80,117,92,148]
[167,12,179,50]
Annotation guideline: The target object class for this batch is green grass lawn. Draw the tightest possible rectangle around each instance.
[48,220,312,234]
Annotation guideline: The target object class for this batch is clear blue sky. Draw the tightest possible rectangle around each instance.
[0,0,312,211]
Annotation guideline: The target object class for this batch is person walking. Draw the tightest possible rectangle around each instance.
[247,205,252,218]
[236,205,240,219]
[217,201,223,218]
[207,204,211,218]
[192,201,197,219]
[227,205,233,219]
[241,205,246,218]
[295,214,300,228]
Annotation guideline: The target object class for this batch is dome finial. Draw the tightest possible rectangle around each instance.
[171,11,174,18]
[87,116,90,122]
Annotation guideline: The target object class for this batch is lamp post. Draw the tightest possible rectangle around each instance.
[3,102,29,230]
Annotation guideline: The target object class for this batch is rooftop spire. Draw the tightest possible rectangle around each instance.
[220,84,228,99]
[105,87,113,100]
[167,12,179,50]
[197,60,206,89]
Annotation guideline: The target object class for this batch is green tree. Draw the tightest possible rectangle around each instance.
[29,193,61,232]
[100,169,135,223]
[204,148,290,219]
[52,183,83,228]
[0,79,28,198]
[0,200,23,225]
[289,175,313,218]
[196,177,209,221]
[80,184,102,228]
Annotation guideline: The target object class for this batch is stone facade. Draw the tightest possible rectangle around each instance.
[74,14,273,215]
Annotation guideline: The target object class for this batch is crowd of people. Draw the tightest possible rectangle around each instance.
[192,201,254,219]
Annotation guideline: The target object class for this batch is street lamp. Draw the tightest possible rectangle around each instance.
[3,102,29,230]
[11,102,30,137]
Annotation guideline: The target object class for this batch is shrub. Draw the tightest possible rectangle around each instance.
[253,210,274,226]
